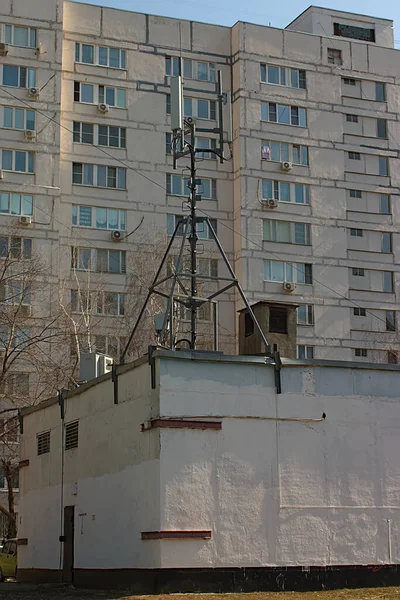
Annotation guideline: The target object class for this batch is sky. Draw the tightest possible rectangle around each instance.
[71,0,400,43]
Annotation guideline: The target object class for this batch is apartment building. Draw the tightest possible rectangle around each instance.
[0,2,399,422]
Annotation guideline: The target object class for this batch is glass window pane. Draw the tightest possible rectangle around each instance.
[380,194,390,214]
[23,195,33,216]
[0,193,10,214]
[78,206,92,227]
[81,123,93,144]
[109,251,120,273]
[98,86,105,104]
[27,69,36,88]
[72,163,82,183]
[119,210,126,230]
[3,65,19,87]
[10,194,21,215]
[201,180,211,198]
[15,151,26,172]
[280,68,286,86]
[116,89,126,108]
[26,110,35,130]
[81,84,93,103]
[291,69,299,88]
[97,166,106,187]
[267,66,279,84]
[295,184,304,204]
[109,126,119,147]
[197,100,209,119]
[120,50,126,69]
[14,109,25,130]
[109,48,120,68]
[376,82,385,101]
[4,107,13,128]
[108,209,118,229]
[262,180,272,199]
[5,25,12,44]
[13,26,29,47]
[271,261,284,282]
[197,62,208,81]
[172,175,181,195]
[296,263,305,284]
[270,142,280,161]
[107,167,117,188]
[98,46,108,65]
[98,125,108,146]
[28,152,34,173]
[117,168,126,189]
[379,156,388,176]
[276,221,291,242]
[2,150,13,170]
[294,223,306,244]
[29,28,37,48]
[279,183,290,202]
[278,105,290,124]
[82,44,94,64]
[281,143,289,162]
[261,103,269,121]
[299,108,307,127]
[301,146,308,165]
[95,208,107,228]
[383,271,393,292]
[83,164,93,185]
[105,87,115,106]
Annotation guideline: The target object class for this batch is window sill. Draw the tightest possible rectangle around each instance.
[75,61,126,71]
[2,170,34,175]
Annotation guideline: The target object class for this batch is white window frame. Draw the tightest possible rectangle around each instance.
[2,106,35,131]
[0,192,33,217]
[98,124,126,149]
[3,24,37,48]
[71,290,125,316]
[297,345,314,359]
[349,189,362,198]
[1,65,36,88]
[167,215,217,240]
[261,102,307,127]
[166,174,217,200]
[74,82,127,108]
[0,236,32,259]
[260,64,306,89]
[263,219,311,245]
[1,149,34,173]
[71,247,126,274]
[354,348,367,358]
[72,205,126,230]
[165,57,216,82]
[350,228,363,237]
[72,163,127,190]
[0,280,31,306]
[183,97,216,120]
[263,260,313,284]
[261,180,310,205]
[261,140,309,166]
[297,304,314,326]
[75,43,126,69]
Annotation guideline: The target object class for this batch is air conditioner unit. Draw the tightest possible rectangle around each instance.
[24,129,37,141]
[185,116,196,125]
[0,43,9,56]
[281,161,293,171]
[264,198,278,209]
[19,216,32,225]
[98,103,109,114]
[111,230,122,241]
[283,281,296,293]
[28,87,40,99]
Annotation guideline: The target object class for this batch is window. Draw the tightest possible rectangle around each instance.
[0,193,33,216]
[380,194,390,214]
[244,311,254,337]
[166,94,171,115]
[379,156,388,176]
[381,232,392,253]
[346,114,358,123]
[72,205,126,230]
[71,333,126,358]
[353,307,366,316]
[0,281,31,306]
[350,228,363,237]
[165,56,180,77]
[75,43,126,69]
[377,119,387,139]
[71,290,125,316]
[297,345,314,359]
[261,180,310,205]
[0,236,32,259]
[37,431,50,455]
[264,261,313,284]
[352,268,365,276]
[72,163,126,189]
[383,271,393,292]
[327,49,342,65]
[1,149,34,173]
[166,57,216,82]
[167,215,217,240]
[263,220,311,245]
[0,328,30,352]
[388,351,398,365]
[5,24,37,48]
[343,77,356,86]
[348,152,360,160]
[375,82,386,102]
[260,64,306,89]
[98,125,126,148]
[261,103,306,127]
[183,98,216,120]
[386,311,396,332]
[2,65,36,88]
[71,247,126,274]
[166,174,216,199]
[196,137,217,159]
[297,305,314,326]
[354,348,367,357]
[74,82,126,108]
[3,107,35,131]
[269,306,288,334]
[350,189,362,198]
[65,420,79,450]
[0,467,19,491]
[333,22,375,42]
[73,122,94,145]
[261,141,309,166]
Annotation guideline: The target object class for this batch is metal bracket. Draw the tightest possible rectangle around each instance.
[148,345,157,389]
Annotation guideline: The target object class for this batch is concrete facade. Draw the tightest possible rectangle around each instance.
[17,350,400,589]
[1,1,400,505]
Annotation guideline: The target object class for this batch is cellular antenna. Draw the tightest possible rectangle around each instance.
[120,71,271,363]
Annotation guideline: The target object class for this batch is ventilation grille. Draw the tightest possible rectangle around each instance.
[37,431,50,455]
[65,420,79,450]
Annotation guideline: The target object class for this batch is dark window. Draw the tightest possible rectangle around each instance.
[166,94,171,115]
[377,119,387,139]
[350,189,362,198]
[333,22,375,42]
[65,420,79,450]
[37,431,50,455]
[343,77,356,86]
[74,81,80,102]
[244,311,254,337]
[349,152,361,160]
[304,264,313,285]
[353,307,366,316]
[386,311,396,332]
[376,83,386,102]
[166,133,172,154]
[269,306,288,334]
[355,348,367,357]
[346,114,358,123]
